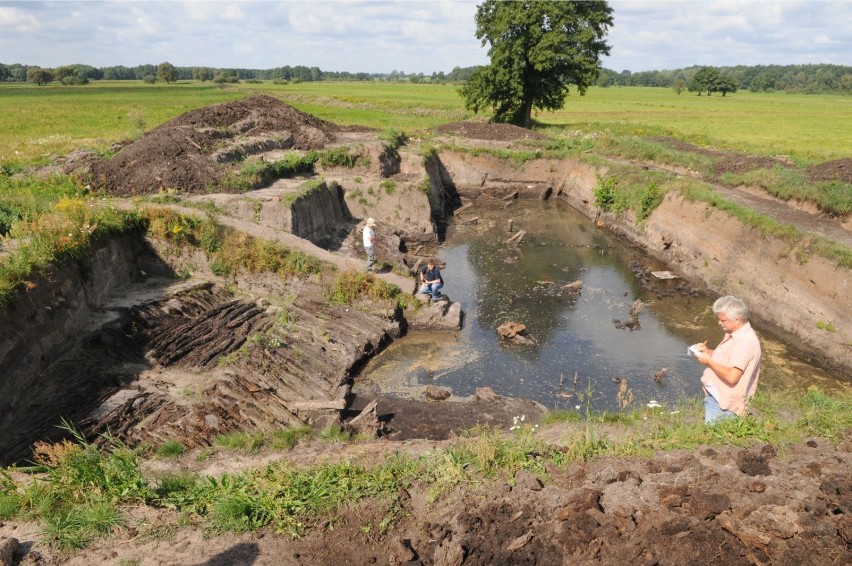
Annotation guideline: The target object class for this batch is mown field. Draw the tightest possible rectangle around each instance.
[1,81,850,170]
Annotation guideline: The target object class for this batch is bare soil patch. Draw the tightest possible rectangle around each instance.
[808,158,852,184]
[652,136,798,177]
[434,121,550,142]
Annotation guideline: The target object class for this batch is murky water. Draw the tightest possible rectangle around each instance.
[357,200,848,412]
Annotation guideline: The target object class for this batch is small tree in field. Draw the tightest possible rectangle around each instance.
[713,73,739,96]
[688,67,719,96]
[156,61,178,84]
[460,0,614,128]
[27,67,53,86]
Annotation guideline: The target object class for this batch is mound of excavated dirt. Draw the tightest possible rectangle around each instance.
[81,95,342,196]
[653,136,797,176]
[808,158,852,184]
[435,121,550,142]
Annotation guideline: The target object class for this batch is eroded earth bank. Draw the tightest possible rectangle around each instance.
[1,96,850,565]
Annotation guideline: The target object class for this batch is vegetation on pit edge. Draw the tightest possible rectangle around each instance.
[590,169,852,269]
[0,386,848,549]
[0,178,146,310]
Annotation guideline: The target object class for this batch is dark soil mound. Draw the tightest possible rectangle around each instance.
[808,158,852,183]
[653,136,797,176]
[435,121,550,142]
[84,95,341,196]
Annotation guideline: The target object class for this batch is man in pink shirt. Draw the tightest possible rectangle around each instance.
[693,296,762,424]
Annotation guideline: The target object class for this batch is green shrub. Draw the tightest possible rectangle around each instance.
[271,150,319,177]
[318,147,369,168]
[593,175,617,211]
[324,270,402,305]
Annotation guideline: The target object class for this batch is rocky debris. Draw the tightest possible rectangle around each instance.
[497,321,533,344]
[0,536,18,566]
[409,297,463,331]
[425,385,452,401]
[343,399,384,438]
[561,280,583,295]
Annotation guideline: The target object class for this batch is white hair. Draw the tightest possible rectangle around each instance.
[712,295,749,322]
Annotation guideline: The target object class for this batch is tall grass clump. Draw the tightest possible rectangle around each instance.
[14,422,151,550]
[140,209,325,278]
[222,151,320,191]
[210,230,324,277]
[323,270,402,305]
[318,147,370,168]
[0,194,143,310]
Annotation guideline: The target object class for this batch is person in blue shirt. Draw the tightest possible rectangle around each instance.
[418,259,444,302]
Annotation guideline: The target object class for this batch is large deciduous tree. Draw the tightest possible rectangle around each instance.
[460,0,613,128]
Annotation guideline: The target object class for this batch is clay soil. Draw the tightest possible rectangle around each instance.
[3,100,851,565]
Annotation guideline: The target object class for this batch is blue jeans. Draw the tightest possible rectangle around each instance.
[704,394,737,424]
[419,282,443,299]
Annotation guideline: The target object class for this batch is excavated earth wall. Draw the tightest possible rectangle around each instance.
[435,150,852,375]
[0,234,174,462]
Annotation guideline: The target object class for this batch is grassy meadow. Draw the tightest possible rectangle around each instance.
[1,80,850,170]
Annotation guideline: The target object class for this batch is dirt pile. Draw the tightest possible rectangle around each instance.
[79,95,342,195]
[435,121,550,142]
[809,158,852,184]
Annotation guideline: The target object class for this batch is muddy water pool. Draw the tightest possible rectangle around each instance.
[356,200,848,413]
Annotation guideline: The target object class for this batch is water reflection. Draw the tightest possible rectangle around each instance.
[357,200,848,412]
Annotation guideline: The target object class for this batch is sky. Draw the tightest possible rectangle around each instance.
[0,0,849,74]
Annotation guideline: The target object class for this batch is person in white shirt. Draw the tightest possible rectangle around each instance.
[362,218,377,273]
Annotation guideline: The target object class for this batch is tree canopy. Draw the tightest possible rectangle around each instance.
[156,61,177,84]
[688,66,739,96]
[460,0,613,128]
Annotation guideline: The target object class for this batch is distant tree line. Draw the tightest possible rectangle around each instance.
[597,63,851,94]
[2,61,848,94]
[0,61,484,86]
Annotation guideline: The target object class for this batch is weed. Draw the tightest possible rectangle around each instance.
[249,332,283,350]
[318,426,351,443]
[269,425,312,450]
[318,147,369,168]
[381,180,396,195]
[816,320,837,333]
[214,431,266,453]
[593,175,617,211]
[155,440,186,459]
[324,270,402,305]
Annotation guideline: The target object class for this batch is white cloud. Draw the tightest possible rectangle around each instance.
[0,1,847,73]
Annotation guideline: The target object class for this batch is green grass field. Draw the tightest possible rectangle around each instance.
[1,81,849,168]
